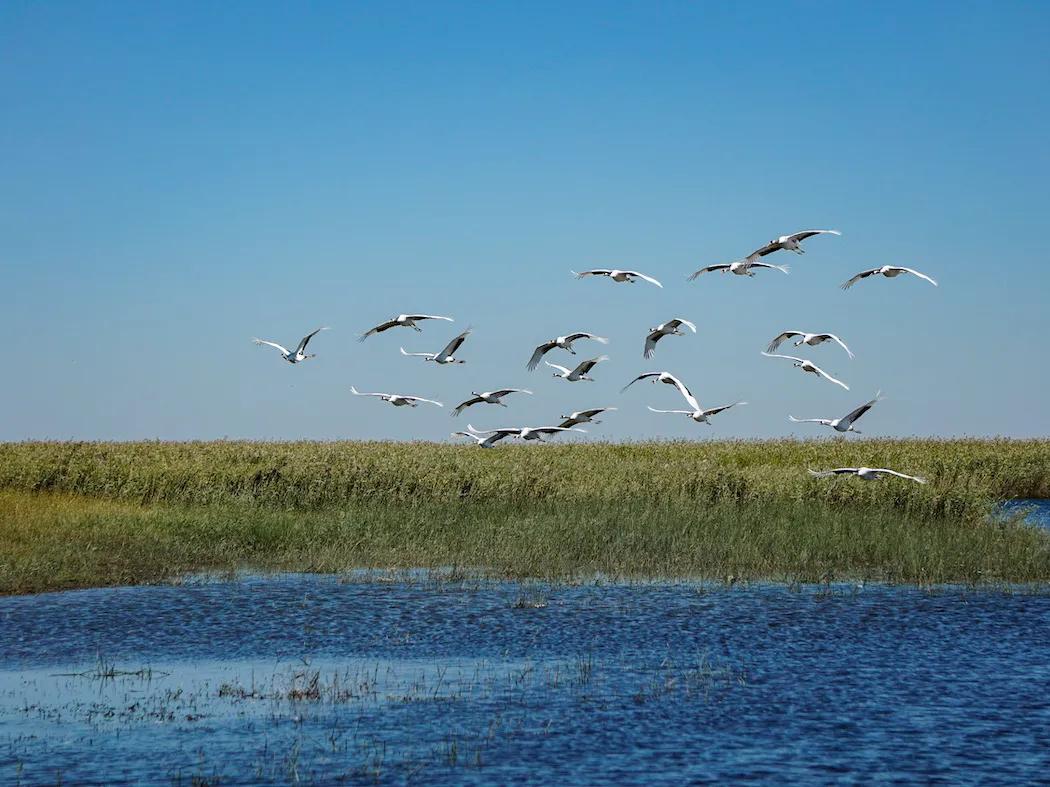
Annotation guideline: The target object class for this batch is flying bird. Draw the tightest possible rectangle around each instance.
[761,352,849,390]
[789,393,883,433]
[252,327,330,364]
[688,261,789,280]
[572,269,663,288]
[647,401,746,425]
[400,328,472,364]
[467,424,586,442]
[558,407,617,429]
[766,331,854,359]
[809,467,927,484]
[452,430,509,449]
[526,332,608,371]
[545,355,609,382]
[350,387,443,408]
[841,266,938,289]
[644,318,696,359]
[745,229,841,260]
[621,371,698,408]
[358,314,453,341]
[451,388,532,416]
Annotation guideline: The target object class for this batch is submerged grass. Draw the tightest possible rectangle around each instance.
[0,439,1048,593]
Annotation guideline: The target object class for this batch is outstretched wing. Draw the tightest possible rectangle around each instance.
[668,318,697,333]
[840,269,879,289]
[688,263,733,280]
[580,407,614,419]
[439,329,472,358]
[491,388,532,398]
[898,267,938,287]
[350,386,385,398]
[840,393,881,427]
[527,341,557,370]
[647,406,693,415]
[358,319,398,341]
[466,424,521,437]
[621,372,659,393]
[751,262,790,274]
[253,338,290,356]
[544,360,572,376]
[625,270,663,288]
[572,269,611,279]
[812,364,850,390]
[296,326,329,354]
[664,373,700,411]
[534,426,586,435]
[747,240,781,258]
[405,396,443,407]
[573,355,608,375]
[821,333,854,359]
[643,331,662,359]
[400,348,435,359]
[452,396,483,415]
[766,331,802,353]
[703,401,746,417]
[761,351,806,364]
[788,416,827,424]
[787,229,841,242]
[404,314,454,322]
[563,332,608,344]
[873,468,927,484]
[808,468,859,478]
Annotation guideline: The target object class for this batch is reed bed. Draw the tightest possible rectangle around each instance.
[2,439,1047,519]
[1,440,1048,593]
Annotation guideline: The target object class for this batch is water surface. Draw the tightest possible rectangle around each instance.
[2,575,1049,784]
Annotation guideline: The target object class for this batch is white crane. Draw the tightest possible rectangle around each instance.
[745,229,841,260]
[252,327,330,364]
[688,261,789,280]
[571,269,663,288]
[545,355,609,382]
[526,332,608,371]
[644,318,696,359]
[400,328,472,364]
[621,371,698,405]
[350,386,443,408]
[467,424,586,442]
[358,314,453,341]
[809,467,927,484]
[451,430,509,449]
[789,393,882,433]
[558,407,617,429]
[766,331,854,359]
[451,388,532,417]
[761,352,849,390]
[841,266,938,289]
[647,401,747,425]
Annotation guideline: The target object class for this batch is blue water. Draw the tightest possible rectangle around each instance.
[2,575,1050,785]
[1004,498,1050,527]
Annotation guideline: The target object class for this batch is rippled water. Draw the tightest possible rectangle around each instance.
[1005,498,1050,527]
[2,574,1050,785]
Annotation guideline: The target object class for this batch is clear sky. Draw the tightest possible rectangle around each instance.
[2,1,1048,442]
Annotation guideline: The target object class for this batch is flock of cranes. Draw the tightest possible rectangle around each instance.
[253,229,938,484]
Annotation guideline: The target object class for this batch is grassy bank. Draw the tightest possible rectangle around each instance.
[1,440,1048,594]
[3,490,1049,594]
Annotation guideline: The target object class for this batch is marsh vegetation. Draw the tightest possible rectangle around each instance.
[1,439,1048,593]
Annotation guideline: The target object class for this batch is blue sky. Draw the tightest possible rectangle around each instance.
[1,1,1047,441]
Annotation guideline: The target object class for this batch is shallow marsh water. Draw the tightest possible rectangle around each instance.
[2,572,1050,785]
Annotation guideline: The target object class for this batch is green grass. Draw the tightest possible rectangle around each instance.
[1,439,1048,594]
